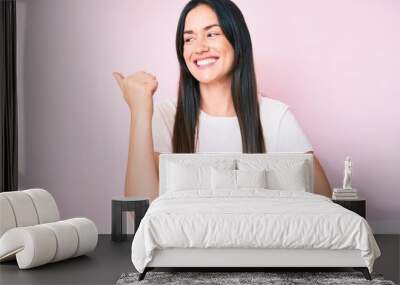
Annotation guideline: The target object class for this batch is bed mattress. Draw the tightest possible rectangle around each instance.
[131,189,380,273]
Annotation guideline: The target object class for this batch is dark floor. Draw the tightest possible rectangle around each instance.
[0,234,399,285]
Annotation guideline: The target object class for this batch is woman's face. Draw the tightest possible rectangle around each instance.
[183,4,235,85]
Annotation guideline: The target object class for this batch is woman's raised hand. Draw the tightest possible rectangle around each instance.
[113,71,158,115]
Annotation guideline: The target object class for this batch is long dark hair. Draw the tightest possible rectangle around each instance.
[173,0,266,153]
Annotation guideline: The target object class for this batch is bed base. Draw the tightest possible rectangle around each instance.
[138,248,372,281]
[138,266,371,281]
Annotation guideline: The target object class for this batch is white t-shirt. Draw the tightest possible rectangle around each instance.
[151,96,313,153]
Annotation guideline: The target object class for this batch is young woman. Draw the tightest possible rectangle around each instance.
[113,0,332,201]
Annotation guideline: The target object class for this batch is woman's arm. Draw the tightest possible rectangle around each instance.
[113,71,160,201]
[307,151,332,198]
[124,112,159,201]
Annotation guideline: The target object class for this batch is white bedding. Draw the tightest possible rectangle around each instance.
[131,190,381,273]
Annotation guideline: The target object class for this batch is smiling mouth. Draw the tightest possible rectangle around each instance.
[194,57,219,69]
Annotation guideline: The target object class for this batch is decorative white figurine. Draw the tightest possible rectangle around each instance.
[342,156,352,190]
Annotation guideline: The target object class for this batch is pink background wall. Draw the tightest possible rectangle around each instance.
[16,0,400,233]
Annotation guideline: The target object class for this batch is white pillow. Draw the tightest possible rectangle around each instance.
[166,162,211,191]
[211,168,236,190]
[211,168,268,190]
[237,159,309,191]
[266,161,307,191]
[236,169,267,189]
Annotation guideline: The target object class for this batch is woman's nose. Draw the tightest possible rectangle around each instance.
[194,36,209,53]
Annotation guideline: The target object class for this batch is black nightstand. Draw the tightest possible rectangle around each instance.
[332,198,366,219]
[111,197,149,242]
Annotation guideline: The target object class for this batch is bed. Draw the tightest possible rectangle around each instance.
[130,153,381,281]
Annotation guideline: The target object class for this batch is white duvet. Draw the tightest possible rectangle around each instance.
[131,190,381,273]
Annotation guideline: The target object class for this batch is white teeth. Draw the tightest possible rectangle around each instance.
[196,58,218,66]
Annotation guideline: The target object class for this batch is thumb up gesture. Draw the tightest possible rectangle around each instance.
[113,71,158,115]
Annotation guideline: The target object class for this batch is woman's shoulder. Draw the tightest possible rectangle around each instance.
[258,93,289,116]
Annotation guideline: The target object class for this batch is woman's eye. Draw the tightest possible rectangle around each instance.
[208,32,219,37]
[184,38,193,43]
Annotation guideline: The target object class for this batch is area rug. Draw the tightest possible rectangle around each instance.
[116,271,397,285]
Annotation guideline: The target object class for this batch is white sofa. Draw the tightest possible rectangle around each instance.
[0,188,98,269]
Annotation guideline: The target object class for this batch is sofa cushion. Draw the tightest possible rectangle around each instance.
[24,188,60,223]
[0,196,17,237]
[0,191,39,227]
[0,218,98,269]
